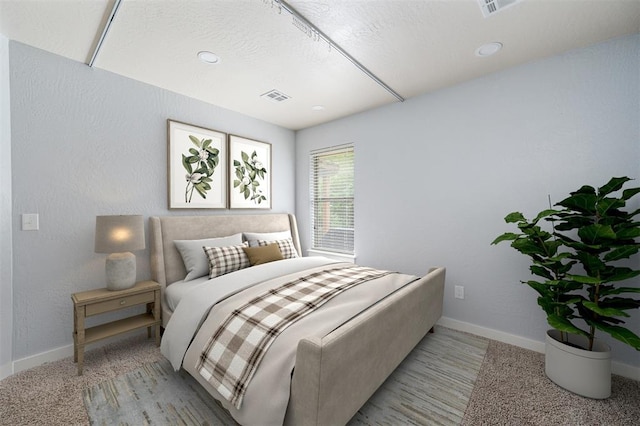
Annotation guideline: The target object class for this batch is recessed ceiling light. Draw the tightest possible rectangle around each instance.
[197,51,221,64]
[475,42,503,57]
[311,105,325,111]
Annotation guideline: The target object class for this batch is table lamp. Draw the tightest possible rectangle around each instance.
[95,215,145,291]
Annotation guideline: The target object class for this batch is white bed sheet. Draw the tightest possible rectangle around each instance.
[164,276,209,311]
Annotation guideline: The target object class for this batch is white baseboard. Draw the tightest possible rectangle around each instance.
[437,316,640,381]
[12,343,74,374]
[0,362,12,380]
[11,330,148,376]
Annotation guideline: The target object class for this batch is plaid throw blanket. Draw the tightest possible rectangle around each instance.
[196,264,392,409]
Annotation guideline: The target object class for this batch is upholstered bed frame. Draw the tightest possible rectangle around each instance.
[149,213,445,426]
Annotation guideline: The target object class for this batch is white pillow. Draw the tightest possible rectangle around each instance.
[243,230,292,247]
[174,233,243,281]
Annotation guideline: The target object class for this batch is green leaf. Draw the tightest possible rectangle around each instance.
[504,212,525,223]
[567,274,602,285]
[202,139,211,149]
[491,233,520,245]
[181,154,192,174]
[529,265,553,280]
[599,286,640,296]
[556,193,597,214]
[597,296,640,310]
[241,151,249,162]
[577,224,616,244]
[511,238,547,256]
[233,179,240,188]
[189,135,201,147]
[596,197,625,217]
[547,315,588,336]
[592,322,640,350]
[194,184,207,199]
[616,227,640,239]
[533,209,559,224]
[598,176,631,197]
[622,186,640,201]
[525,280,553,297]
[582,301,629,318]
[233,160,241,167]
[604,245,640,262]
[605,267,640,283]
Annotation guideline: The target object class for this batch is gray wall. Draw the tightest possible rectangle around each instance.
[0,33,13,379]
[9,42,296,360]
[295,34,640,367]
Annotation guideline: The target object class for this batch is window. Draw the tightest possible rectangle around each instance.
[310,144,354,255]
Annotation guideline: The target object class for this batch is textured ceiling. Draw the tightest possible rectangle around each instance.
[1,0,639,130]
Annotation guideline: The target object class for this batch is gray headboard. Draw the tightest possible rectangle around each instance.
[149,213,301,288]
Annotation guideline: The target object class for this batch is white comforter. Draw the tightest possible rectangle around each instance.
[161,256,418,426]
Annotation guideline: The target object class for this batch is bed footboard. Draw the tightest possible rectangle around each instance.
[285,267,446,426]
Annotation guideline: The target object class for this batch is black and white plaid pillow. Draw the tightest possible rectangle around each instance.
[257,238,299,259]
[203,242,250,278]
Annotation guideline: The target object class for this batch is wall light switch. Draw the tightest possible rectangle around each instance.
[22,213,39,231]
[454,285,465,300]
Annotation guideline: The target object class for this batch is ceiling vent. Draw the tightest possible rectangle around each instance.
[261,89,291,103]
[478,0,521,18]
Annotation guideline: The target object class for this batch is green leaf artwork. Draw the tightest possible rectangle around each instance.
[233,150,268,204]
[182,135,220,203]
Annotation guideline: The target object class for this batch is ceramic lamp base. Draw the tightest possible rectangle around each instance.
[105,252,137,291]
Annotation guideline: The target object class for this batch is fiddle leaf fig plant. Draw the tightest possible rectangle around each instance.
[492,177,640,351]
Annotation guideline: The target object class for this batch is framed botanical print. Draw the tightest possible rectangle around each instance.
[167,120,227,209]
[229,135,271,209]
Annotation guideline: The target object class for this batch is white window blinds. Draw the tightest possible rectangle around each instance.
[310,144,354,254]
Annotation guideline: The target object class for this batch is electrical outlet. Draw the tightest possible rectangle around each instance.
[454,285,465,300]
[22,213,39,231]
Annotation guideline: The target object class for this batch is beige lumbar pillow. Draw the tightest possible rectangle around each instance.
[242,243,284,266]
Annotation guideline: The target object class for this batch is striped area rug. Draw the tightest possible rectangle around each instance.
[349,327,488,425]
[83,327,488,425]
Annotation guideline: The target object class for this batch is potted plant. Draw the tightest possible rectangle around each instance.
[492,177,640,398]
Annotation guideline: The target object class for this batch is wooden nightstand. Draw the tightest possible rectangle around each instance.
[71,280,161,375]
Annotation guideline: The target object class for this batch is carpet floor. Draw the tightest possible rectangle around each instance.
[1,327,638,425]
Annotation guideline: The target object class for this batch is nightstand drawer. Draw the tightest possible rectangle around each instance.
[85,292,155,316]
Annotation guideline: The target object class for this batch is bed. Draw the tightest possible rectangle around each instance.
[150,213,445,426]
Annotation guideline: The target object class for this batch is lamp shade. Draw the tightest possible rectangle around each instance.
[95,215,145,254]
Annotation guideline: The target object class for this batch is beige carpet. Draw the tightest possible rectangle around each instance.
[461,340,640,425]
[1,329,639,425]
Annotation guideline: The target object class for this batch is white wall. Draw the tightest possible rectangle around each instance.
[0,33,13,380]
[296,34,640,367]
[9,41,296,361]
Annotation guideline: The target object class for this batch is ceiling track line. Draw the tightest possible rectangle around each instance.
[275,0,405,102]
[88,0,123,67]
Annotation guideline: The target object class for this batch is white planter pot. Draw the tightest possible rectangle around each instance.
[545,329,611,399]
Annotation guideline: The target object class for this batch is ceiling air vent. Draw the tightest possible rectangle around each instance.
[261,89,291,103]
[478,0,521,18]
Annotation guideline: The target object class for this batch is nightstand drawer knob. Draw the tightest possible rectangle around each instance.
[120,300,126,305]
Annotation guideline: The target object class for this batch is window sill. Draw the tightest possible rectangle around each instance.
[307,249,356,264]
